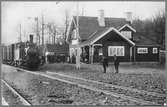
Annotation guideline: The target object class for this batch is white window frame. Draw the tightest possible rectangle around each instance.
[153,48,158,54]
[108,46,125,56]
[121,31,132,39]
[99,48,103,55]
[70,48,75,56]
[72,29,77,39]
[137,48,148,54]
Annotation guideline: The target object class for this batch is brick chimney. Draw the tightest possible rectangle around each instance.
[125,12,132,24]
[98,9,105,27]
[29,34,33,43]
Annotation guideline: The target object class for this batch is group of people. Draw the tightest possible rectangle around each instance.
[102,55,120,73]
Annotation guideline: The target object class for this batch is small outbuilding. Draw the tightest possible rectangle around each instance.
[44,42,69,63]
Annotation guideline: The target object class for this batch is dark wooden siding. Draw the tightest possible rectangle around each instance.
[134,46,159,62]
[103,42,131,62]
[11,44,15,61]
[95,30,132,62]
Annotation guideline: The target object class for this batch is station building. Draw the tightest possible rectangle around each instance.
[66,10,160,63]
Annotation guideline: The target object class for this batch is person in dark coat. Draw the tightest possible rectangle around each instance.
[114,55,120,73]
[101,56,108,73]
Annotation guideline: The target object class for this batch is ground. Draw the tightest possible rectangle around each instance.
[2,65,137,105]
[2,63,166,105]
[39,62,166,94]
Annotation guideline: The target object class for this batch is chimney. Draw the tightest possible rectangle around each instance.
[98,9,105,27]
[125,12,132,24]
[29,34,33,43]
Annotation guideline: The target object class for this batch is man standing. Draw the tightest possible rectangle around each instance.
[114,55,120,73]
[102,56,108,73]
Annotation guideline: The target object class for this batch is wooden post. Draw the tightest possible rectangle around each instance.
[92,45,94,64]
[133,46,136,64]
[76,46,81,69]
[130,46,132,62]
[89,45,94,64]
[89,45,91,64]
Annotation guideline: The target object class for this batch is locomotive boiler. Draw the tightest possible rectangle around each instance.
[2,34,43,70]
[23,34,41,70]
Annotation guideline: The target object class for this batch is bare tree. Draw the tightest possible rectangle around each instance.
[152,10,165,48]
[46,22,57,44]
[63,9,70,41]
[132,10,165,49]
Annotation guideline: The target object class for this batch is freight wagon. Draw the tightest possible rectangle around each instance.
[2,34,43,70]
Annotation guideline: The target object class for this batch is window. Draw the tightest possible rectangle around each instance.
[121,31,132,39]
[137,48,148,54]
[99,48,103,55]
[108,46,124,56]
[72,29,77,39]
[70,48,75,56]
[153,48,158,54]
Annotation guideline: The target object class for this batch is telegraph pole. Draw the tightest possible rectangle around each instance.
[42,14,44,45]
[19,24,22,42]
[35,17,40,45]
[76,2,80,69]
[37,17,40,45]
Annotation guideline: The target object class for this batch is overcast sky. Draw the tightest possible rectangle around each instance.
[1,1,165,45]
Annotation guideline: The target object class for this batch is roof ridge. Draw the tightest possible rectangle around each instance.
[87,31,98,39]
[73,16,126,19]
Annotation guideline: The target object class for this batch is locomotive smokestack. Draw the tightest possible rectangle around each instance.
[30,34,33,43]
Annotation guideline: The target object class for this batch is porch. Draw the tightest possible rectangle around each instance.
[69,44,103,64]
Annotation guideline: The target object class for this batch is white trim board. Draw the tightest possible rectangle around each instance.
[90,27,135,46]
[119,24,136,32]
[66,17,73,42]
[66,16,81,42]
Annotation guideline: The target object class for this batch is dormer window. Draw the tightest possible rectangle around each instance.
[119,24,136,40]
[72,29,77,39]
[121,31,132,39]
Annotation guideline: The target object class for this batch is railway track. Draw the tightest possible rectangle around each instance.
[13,67,164,105]
[45,71,165,105]
[4,65,166,105]
[2,79,32,106]
[46,71,165,98]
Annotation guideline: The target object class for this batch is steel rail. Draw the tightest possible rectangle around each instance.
[3,65,162,105]
[2,79,31,106]
[46,71,165,98]
[13,67,158,105]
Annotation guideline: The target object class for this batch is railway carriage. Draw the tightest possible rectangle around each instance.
[2,34,43,70]
[2,45,8,63]
[2,44,14,64]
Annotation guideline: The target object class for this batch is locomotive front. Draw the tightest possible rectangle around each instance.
[24,35,41,70]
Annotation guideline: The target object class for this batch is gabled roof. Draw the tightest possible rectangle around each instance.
[133,33,160,46]
[66,15,159,48]
[67,16,128,41]
[118,24,136,32]
[80,27,135,46]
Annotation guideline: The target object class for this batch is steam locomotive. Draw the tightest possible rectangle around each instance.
[2,34,44,70]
